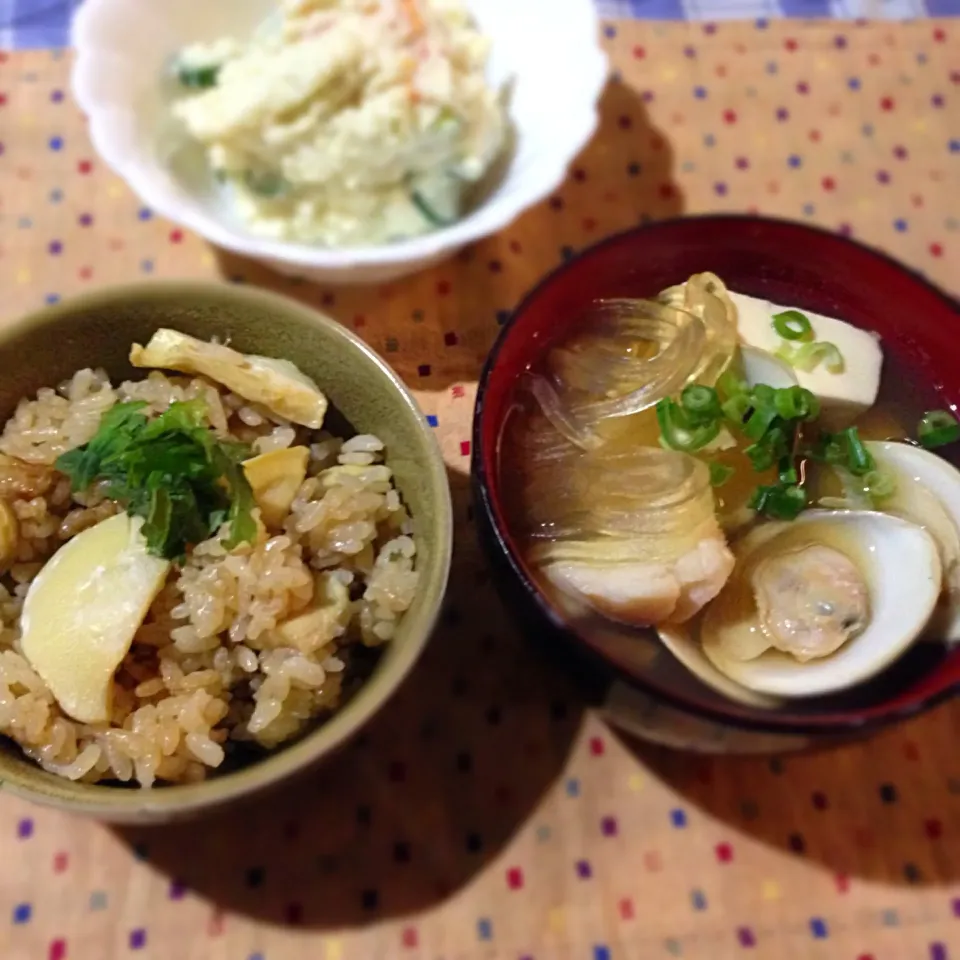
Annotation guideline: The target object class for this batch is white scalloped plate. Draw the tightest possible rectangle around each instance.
[71,0,608,284]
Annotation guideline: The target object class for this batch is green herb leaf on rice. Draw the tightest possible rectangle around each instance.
[55,399,257,561]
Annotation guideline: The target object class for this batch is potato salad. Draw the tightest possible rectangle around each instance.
[171,0,508,247]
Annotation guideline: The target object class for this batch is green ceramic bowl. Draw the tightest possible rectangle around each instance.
[0,282,453,822]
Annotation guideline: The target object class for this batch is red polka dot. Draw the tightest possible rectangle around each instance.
[822,177,837,192]
[169,229,184,244]
[658,183,676,200]
[459,440,470,456]
[77,160,93,174]
[650,135,665,151]
[589,736,606,756]
[903,740,920,761]
[207,910,224,936]
[509,239,523,254]
[0,53,7,64]
[809,129,822,142]
[784,38,798,51]
[880,96,895,111]
[572,167,587,183]
[925,817,943,838]
[617,114,632,130]
[951,70,960,85]
[49,940,67,960]
[79,267,93,281]
[912,194,924,208]
[715,842,734,863]
[723,109,737,124]
[716,65,728,78]
[53,852,69,873]
[506,867,524,889]
[868,53,881,66]
[835,872,850,893]
[619,897,635,920]
[451,385,465,399]
[0,94,7,107]
[930,243,943,258]
[582,217,597,232]
[401,927,418,949]
[632,45,646,59]
[487,259,502,273]
[933,27,946,42]
[436,280,451,296]
[353,314,366,328]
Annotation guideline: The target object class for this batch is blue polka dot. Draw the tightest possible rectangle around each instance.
[496,309,510,325]
[13,903,31,924]
[916,52,927,65]
[141,259,154,274]
[803,203,815,216]
[848,78,861,90]
[755,17,769,28]
[565,778,581,797]
[691,889,707,910]
[49,189,63,204]
[603,23,616,38]
[426,415,438,427]
[560,246,575,261]
[50,89,64,103]
[45,294,60,305]
[810,918,829,939]
[477,918,493,941]
[17,217,32,229]
[862,123,874,138]
[949,139,960,154]
[788,155,802,168]
[680,160,697,173]
[765,61,778,75]
[610,69,622,84]
[248,954,265,960]
[703,134,715,148]
[48,136,63,151]
[714,182,728,196]
[894,218,908,232]
[138,207,153,221]
[670,808,687,827]
[593,947,611,960]
[627,161,641,176]
[694,86,707,99]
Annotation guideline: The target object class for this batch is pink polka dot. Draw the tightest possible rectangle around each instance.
[77,160,92,175]
[0,93,7,107]
[835,872,850,892]
[933,27,946,42]
[459,440,470,456]
[716,65,728,78]
[507,867,524,889]
[53,852,69,873]
[715,842,734,863]
[170,229,184,243]
[589,736,605,756]
[79,267,93,281]
[822,176,837,191]
[723,109,737,124]
[401,927,418,948]
[632,45,646,59]
[784,38,798,51]
[49,941,67,960]
[619,897,635,920]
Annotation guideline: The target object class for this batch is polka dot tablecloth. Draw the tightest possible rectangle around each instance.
[2,18,960,960]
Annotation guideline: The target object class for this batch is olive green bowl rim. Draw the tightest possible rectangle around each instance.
[0,280,453,819]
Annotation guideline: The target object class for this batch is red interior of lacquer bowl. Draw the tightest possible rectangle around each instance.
[475,216,960,733]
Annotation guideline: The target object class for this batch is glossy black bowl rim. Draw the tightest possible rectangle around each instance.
[471,213,960,738]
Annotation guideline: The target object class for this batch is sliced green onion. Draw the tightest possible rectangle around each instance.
[752,384,776,406]
[841,426,875,477]
[742,402,779,441]
[709,462,735,487]
[805,431,845,466]
[749,483,807,520]
[722,393,752,425]
[244,170,290,198]
[772,310,814,342]
[680,384,722,424]
[778,457,798,486]
[744,426,790,472]
[178,64,220,89]
[864,468,896,500]
[656,398,720,453]
[717,369,747,400]
[918,410,960,449]
[793,341,845,374]
[774,343,798,366]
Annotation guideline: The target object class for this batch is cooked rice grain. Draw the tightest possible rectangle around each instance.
[0,369,420,786]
